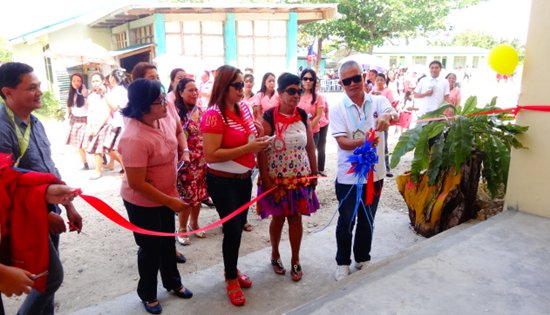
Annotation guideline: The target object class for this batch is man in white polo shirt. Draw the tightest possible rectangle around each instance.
[413,60,450,117]
[330,60,397,281]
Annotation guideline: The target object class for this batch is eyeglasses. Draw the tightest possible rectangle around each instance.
[302,77,314,82]
[152,96,167,106]
[229,81,245,90]
[341,74,363,86]
[285,88,303,96]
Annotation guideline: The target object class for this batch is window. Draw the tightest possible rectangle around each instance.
[237,20,287,75]
[413,56,427,65]
[164,20,225,69]
[472,56,480,68]
[114,32,128,49]
[389,56,398,68]
[453,56,466,69]
[132,25,154,45]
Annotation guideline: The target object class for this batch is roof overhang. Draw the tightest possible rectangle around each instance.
[89,3,338,29]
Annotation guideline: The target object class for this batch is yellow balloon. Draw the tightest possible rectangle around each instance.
[488,44,519,75]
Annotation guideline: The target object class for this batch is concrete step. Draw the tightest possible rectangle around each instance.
[286,210,550,315]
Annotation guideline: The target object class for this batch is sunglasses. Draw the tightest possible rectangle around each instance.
[341,74,363,86]
[302,77,314,82]
[229,81,245,90]
[285,88,303,96]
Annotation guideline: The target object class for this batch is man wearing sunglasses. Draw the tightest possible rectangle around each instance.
[331,60,397,281]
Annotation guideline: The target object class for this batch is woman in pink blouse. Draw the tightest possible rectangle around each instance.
[200,65,272,306]
[298,69,325,145]
[119,79,193,314]
[446,72,461,107]
[251,72,279,120]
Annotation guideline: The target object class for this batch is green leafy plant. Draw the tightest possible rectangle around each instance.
[36,91,64,121]
[390,96,528,197]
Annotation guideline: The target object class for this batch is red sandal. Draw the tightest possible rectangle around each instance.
[237,270,252,288]
[226,281,246,306]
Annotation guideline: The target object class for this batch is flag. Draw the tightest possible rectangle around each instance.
[307,39,317,64]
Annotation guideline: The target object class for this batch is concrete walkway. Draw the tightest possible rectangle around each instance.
[288,210,550,315]
[68,210,550,315]
[65,207,422,315]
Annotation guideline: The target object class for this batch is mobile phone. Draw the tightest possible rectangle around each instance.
[177,161,185,171]
[31,271,48,280]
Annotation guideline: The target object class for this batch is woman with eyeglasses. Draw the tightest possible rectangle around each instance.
[200,65,272,306]
[257,72,319,282]
[119,79,193,314]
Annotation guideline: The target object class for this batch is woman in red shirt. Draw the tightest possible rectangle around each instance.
[200,65,271,306]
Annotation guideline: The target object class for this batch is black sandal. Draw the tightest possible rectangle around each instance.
[291,264,303,282]
[271,258,286,275]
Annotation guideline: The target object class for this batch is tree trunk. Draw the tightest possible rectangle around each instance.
[396,152,483,237]
[314,37,323,73]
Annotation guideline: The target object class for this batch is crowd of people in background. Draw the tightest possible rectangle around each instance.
[0,57,459,314]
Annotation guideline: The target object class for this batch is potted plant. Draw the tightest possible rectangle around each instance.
[390,96,528,237]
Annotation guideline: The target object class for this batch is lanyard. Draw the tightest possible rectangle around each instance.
[5,105,32,167]
[345,96,370,132]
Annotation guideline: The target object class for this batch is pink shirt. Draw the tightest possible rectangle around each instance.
[297,93,326,133]
[371,88,394,103]
[448,87,461,107]
[119,104,179,207]
[252,92,280,114]
[200,102,257,171]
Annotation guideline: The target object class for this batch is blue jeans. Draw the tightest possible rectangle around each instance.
[124,200,182,302]
[206,173,252,279]
[17,238,64,315]
[335,180,383,265]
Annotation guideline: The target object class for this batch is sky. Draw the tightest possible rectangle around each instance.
[0,0,533,42]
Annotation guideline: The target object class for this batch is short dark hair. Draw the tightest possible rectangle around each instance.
[277,72,301,93]
[131,62,157,81]
[429,60,443,68]
[0,62,34,100]
[122,79,162,120]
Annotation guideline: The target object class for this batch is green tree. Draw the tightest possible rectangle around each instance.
[301,0,483,71]
[0,37,13,62]
[452,29,498,49]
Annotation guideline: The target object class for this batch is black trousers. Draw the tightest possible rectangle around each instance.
[124,200,182,302]
[206,173,252,279]
[317,125,329,172]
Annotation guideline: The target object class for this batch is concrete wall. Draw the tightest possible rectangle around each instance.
[505,0,550,217]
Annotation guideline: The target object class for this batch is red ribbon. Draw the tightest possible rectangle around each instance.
[78,187,276,237]
[416,105,550,123]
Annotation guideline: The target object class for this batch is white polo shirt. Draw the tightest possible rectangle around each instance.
[330,93,393,185]
[414,76,450,117]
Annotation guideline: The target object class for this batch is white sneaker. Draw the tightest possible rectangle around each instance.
[334,265,350,281]
[351,261,369,273]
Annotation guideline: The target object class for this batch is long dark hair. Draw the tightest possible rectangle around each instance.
[67,73,86,108]
[300,68,318,105]
[111,69,129,89]
[244,73,254,98]
[258,72,275,97]
[174,77,195,121]
[209,65,242,123]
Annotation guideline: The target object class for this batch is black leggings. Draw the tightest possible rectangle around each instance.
[316,124,329,172]
[206,173,252,279]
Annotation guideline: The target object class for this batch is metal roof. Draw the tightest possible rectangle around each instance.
[89,3,338,28]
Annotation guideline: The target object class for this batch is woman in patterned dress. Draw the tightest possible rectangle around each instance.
[257,72,319,282]
[174,78,208,245]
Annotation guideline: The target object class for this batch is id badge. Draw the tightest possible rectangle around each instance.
[352,129,365,140]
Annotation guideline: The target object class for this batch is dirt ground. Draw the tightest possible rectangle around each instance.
[3,94,413,314]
